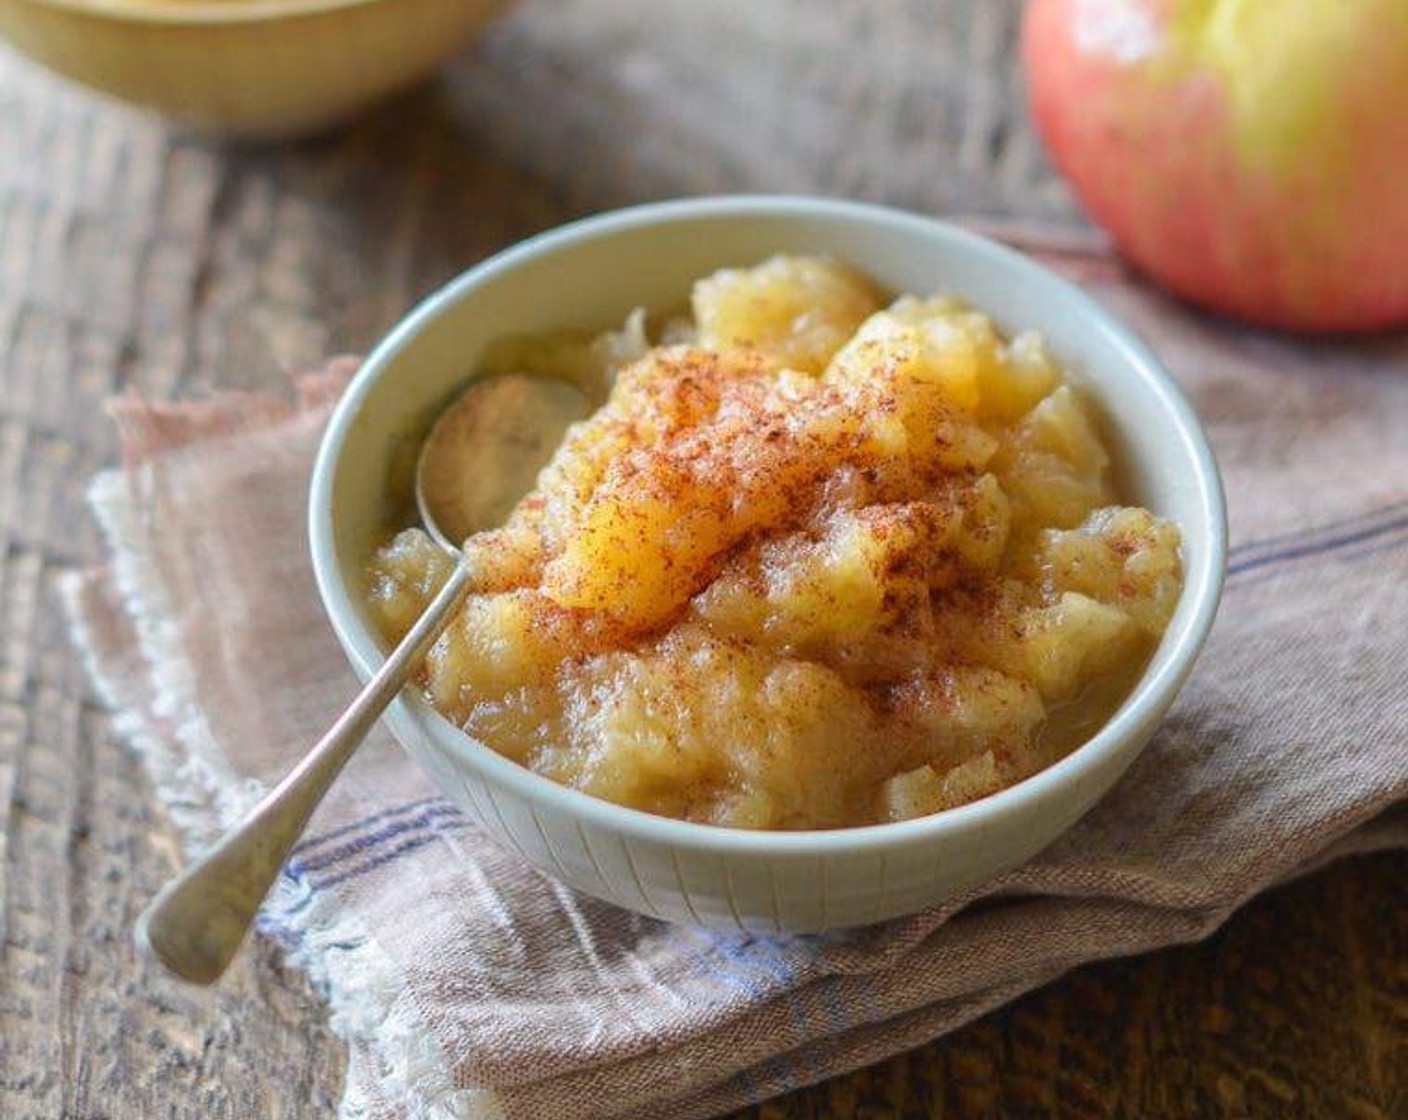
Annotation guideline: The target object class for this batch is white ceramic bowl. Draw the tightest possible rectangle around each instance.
[310,196,1227,933]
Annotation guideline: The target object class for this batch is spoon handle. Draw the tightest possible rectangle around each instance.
[136,561,475,985]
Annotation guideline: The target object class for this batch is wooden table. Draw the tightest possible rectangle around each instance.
[1,2,1403,1117]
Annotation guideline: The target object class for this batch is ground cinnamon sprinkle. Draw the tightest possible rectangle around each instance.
[367,255,1183,829]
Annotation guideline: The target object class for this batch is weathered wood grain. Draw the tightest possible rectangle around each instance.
[0,2,1403,1117]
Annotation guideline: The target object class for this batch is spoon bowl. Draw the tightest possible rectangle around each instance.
[416,372,593,553]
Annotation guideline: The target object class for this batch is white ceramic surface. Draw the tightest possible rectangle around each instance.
[309,196,1227,933]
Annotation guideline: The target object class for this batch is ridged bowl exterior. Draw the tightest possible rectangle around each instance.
[310,197,1227,933]
[0,0,510,139]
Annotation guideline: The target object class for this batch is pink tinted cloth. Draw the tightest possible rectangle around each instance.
[65,232,1408,1120]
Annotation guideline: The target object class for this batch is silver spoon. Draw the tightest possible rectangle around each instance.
[136,371,594,984]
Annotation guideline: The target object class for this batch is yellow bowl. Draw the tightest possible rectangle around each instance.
[0,0,512,139]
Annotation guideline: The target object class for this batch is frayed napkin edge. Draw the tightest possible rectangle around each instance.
[60,471,504,1120]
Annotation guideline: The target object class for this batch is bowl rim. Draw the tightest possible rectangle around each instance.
[9,0,417,27]
[309,193,1228,857]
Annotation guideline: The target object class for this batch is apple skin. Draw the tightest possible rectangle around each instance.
[1022,0,1408,332]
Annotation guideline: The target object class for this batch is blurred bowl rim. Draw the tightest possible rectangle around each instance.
[309,193,1228,858]
[8,0,402,26]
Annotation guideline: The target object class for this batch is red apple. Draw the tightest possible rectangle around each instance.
[1022,0,1408,332]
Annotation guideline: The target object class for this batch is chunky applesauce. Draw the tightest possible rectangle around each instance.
[366,256,1182,830]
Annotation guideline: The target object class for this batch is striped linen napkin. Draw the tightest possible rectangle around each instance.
[63,230,1408,1120]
